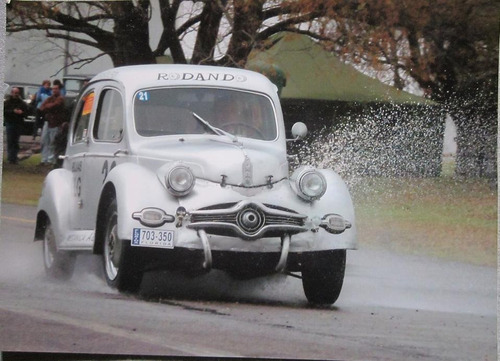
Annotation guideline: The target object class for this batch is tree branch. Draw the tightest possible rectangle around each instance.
[45,31,100,49]
[8,2,113,44]
[256,11,328,41]
[51,52,107,77]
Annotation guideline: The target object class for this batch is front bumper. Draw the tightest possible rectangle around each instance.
[119,175,357,272]
[130,201,355,274]
[182,199,352,271]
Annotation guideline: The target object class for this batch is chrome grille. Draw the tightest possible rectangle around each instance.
[188,201,307,240]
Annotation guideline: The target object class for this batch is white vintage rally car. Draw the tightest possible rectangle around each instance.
[35,64,356,305]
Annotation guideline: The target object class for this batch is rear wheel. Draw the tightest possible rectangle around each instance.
[43,219,76,280]
[301,250,346,305]
[102,199,143,293]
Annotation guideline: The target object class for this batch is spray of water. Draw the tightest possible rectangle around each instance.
[292,103,447,186]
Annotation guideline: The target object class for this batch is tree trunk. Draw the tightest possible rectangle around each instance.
[110,2,156,66]
[191,1,224,65]
[154,0,187,64]
[222,0,265,67]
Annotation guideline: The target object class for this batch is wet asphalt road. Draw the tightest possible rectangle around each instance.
[0,203,496,360]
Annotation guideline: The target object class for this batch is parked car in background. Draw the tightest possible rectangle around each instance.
[4,82,38,135]
[35,65,357,305]
[63,74,93,111]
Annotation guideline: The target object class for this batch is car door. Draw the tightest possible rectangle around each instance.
[67,88,96,230]
[78,86,126,230]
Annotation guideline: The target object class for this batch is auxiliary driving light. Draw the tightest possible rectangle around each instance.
[132,208,175,227]
[320,214,352,234]
[166,165,195,196]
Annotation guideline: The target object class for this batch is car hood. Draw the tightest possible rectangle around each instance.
[134,137,289,187]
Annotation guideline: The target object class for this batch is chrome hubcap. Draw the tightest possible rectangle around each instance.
[104,221,119,281]
[43,225,55,269]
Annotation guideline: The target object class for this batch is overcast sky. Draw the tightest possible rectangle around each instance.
[2,1,200,85]
[4,30,113,85]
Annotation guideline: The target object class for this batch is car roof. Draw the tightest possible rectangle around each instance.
[4,82,40,99]
[90,64,278,96]
[63,74,94,80]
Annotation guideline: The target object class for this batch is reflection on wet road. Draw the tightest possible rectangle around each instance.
[0,203,496,360]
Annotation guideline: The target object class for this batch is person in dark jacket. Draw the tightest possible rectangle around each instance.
[3,87,28,164]
[40,83,66,165]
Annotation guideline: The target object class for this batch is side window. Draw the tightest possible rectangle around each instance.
[94,89,124,142]
[73,90,95,143]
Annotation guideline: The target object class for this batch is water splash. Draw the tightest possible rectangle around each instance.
[290,103,446,186]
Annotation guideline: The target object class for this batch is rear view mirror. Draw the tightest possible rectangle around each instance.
[288,122,308,141]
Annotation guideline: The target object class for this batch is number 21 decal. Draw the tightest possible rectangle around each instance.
[137,91,150,101]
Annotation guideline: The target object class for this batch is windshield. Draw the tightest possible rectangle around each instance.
[134,88,277,140]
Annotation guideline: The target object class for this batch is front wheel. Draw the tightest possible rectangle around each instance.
[301,250,346,305]
[43,219,76,280]
[102,199,143,293]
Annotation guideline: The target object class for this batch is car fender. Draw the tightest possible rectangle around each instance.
[35,169,74,246]
[101,162,176,241]
[316,169,356,220]
[314,168,357,247]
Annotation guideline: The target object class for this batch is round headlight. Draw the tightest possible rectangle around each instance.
[166,166,195,196]
[296,169,327,201]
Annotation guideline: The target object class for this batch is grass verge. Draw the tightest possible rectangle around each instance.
[2,154,51,206]
[350,173,497,267]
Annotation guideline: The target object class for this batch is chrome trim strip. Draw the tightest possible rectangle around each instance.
[188,222,306,240]
[190,200,306,219]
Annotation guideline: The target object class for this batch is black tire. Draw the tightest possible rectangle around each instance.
[102,199,143,293]
[301,250,346,305]
[43,219,76,280]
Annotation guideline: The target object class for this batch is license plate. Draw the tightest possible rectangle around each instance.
[131,228,175,249]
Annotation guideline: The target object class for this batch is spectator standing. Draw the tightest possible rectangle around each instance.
[40,83,66,165]
[3,87,29,164]
[53,121,69,169]
[53,79,66,96]
[33,80,52,139]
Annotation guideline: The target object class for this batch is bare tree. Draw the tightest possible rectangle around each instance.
[6,0,342,68]
[8,0,497,178]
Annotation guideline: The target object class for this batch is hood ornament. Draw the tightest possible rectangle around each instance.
[242,155,253,187]
[266,175,274,189]
[220,174,227,187]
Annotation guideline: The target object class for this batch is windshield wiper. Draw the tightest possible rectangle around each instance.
[192,112,239,143]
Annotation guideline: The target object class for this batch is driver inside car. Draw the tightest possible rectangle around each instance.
[212,94,264,139]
